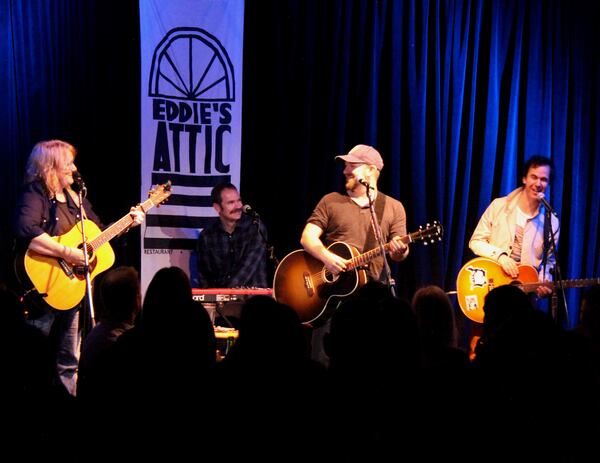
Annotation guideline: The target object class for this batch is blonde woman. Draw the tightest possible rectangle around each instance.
[14,140,144,396]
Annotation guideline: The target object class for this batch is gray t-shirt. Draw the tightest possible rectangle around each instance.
[307,192,407,281]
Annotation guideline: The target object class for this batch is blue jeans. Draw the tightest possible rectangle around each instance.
[27,307,81,396]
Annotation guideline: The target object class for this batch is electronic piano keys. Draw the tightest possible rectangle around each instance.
[192,288,273,303]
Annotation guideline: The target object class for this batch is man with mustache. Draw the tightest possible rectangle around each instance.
[196,182,268,289]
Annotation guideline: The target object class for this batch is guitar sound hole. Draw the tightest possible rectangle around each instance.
[323,270,339,284]
[73,266,87,277]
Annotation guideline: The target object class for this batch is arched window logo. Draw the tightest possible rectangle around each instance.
[149,27,235,101]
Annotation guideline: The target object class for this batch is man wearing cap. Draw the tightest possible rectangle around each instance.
[300,144,409,366]
[301,144,409,281]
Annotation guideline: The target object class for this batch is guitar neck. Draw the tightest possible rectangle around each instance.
[89,196,157,250]
[519,278,600,293]
[347,235,411,270]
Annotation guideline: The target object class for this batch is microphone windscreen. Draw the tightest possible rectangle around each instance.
[71,171,84,192]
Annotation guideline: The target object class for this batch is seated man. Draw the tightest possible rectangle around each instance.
[196,182,269,326]
[197,182,268,288]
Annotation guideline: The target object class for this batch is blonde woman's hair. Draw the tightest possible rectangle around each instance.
[24,140,77,197]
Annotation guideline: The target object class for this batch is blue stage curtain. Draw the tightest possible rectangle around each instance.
[1,0,598,329]
[243,0,599,328]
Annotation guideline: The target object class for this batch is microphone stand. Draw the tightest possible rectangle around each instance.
[543,206,567,328]
[75,182,96,333]
[364,183,396,297]
[212,212,277,329]
[250,212,280,277]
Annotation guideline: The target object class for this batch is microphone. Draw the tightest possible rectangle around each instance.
[358,178,374,190]
[537,193,558,217]
[71,171,86,194]
[242,204,259,218]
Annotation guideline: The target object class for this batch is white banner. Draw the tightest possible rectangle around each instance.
[139,0,244,293]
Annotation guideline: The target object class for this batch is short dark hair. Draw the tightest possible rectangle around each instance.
[522,155,554,180]
[211,182,237,205]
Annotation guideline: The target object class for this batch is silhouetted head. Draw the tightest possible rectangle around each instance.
[142,266,192,327]
[483,285,534,335]
[326,284,419,373]
[98,266,141,324]
[233,296,307,363]
[412,285,458,349]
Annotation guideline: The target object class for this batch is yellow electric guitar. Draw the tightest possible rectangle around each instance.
[16,182,172,311]
[456,257,600,323]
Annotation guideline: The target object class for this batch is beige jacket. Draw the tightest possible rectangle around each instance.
[469,187,560,281]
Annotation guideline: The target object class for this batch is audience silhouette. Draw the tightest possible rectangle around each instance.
[214,295,327,457]
[1,281,62,460]
[78,266,217,460]
[77,266,141,398]
[6,264,597,461]
[412,284,469,369]
[323,282,422,458]
[471,285,567,460]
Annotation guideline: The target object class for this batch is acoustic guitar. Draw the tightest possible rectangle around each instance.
[16,181,172,311]
[456,256,600,323]
[273,222,443,325]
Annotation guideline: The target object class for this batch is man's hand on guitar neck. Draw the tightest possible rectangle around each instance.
[389,236,408,261]
[536,283,553,298]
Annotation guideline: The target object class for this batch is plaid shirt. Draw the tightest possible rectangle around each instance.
[196,214,268,288]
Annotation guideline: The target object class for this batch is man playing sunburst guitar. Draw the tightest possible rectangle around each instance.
[299,144,409,365]
[13,140,145,396]
[469,155,560,300]
[301,144,409,280]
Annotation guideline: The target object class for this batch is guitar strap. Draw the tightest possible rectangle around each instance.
[363,193,387,253]
[67,189,89,221]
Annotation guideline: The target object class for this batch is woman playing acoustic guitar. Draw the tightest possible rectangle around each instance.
[13,140,145,396]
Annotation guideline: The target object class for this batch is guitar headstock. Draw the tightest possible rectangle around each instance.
[410,221,444,245]
[148,181,172,207]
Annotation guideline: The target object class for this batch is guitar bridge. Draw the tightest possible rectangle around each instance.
[58,259,75,279]
[303,272,314,297]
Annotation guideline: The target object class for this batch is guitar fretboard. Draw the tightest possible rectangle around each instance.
[89,196,157,250]
[519,278,600,293]
[347,234,415,270]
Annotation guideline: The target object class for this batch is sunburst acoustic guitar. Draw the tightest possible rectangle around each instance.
[273,222,443,325]
[456,256,600,323]
[16,181,172,311]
